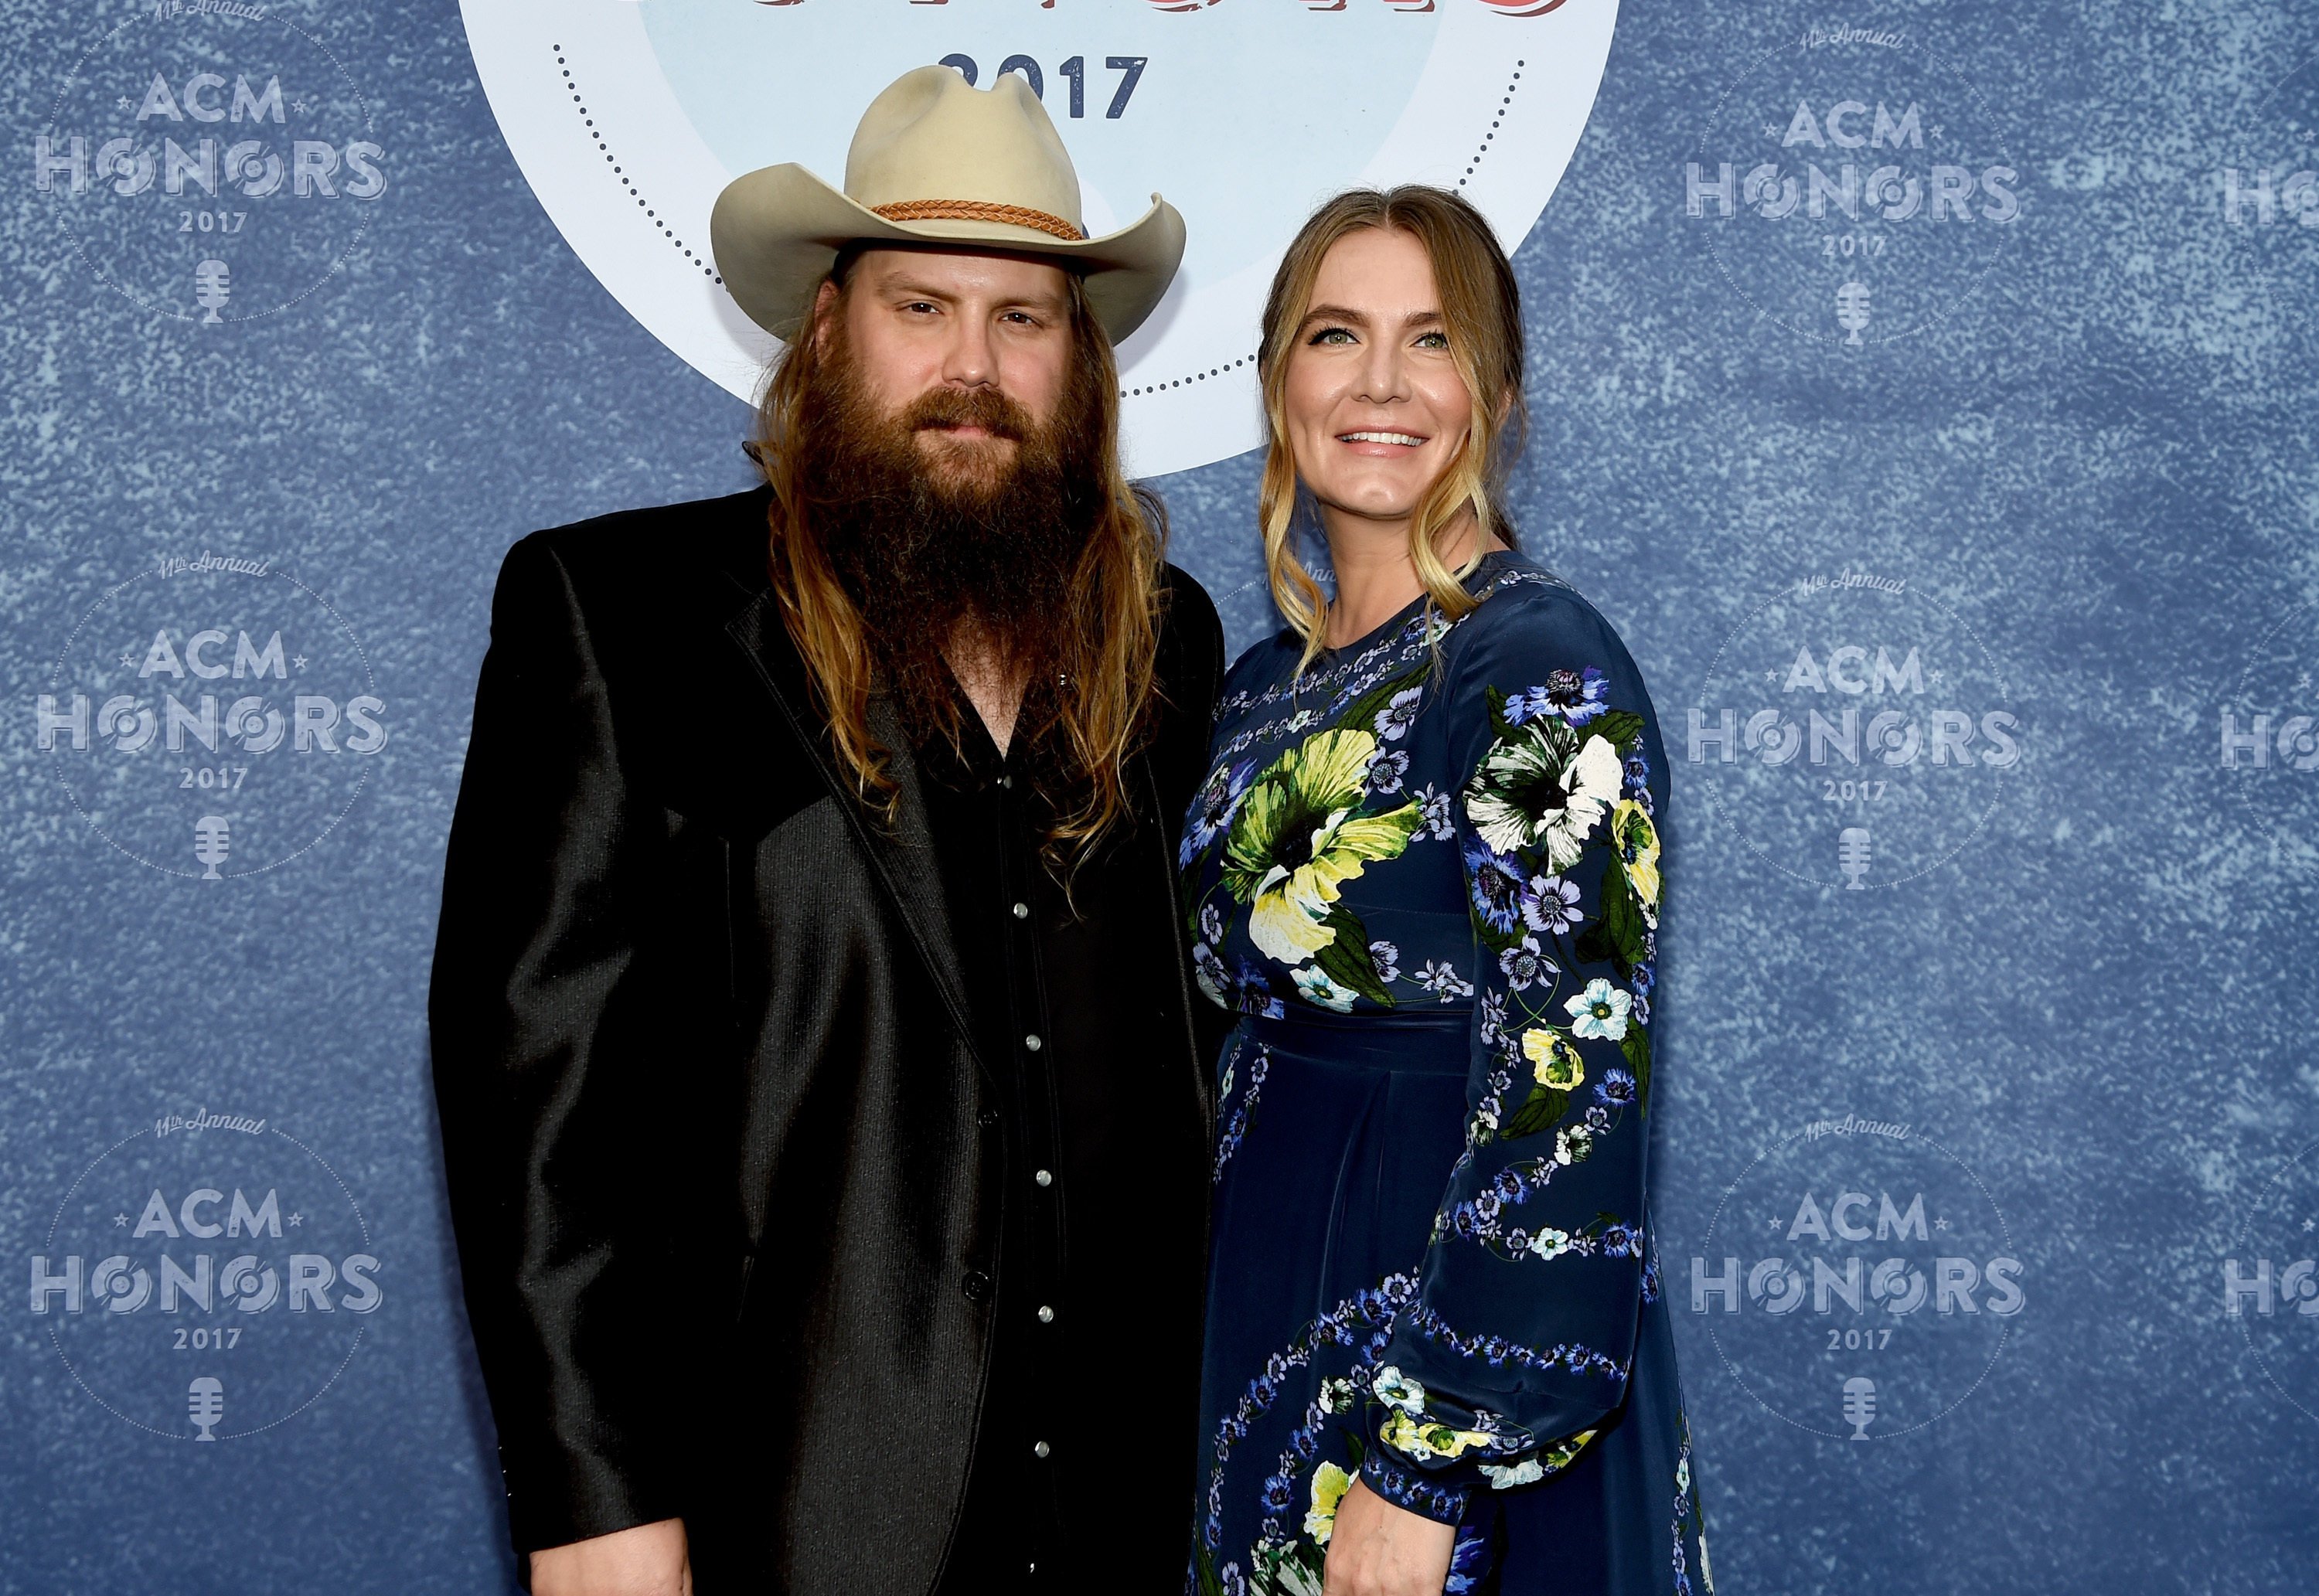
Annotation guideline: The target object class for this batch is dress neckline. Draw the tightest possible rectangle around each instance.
[1309,547,1524,665]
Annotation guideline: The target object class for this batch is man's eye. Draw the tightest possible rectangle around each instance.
[903,301,938,315]
[1308,327,1357,346]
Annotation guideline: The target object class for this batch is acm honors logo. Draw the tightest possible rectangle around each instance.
[36,553,386,879]
[2225,1138,2319,1426]
[1692,1115,2024,1440]
[1684,25,2021,345]
[32,1,386,324]
[29,1111,380,1441]
[2222,600,2319,873]
[1690,571,2020,892]
[2217,51,2319,350]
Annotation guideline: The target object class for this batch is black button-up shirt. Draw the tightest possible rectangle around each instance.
[918,706,1208,1593]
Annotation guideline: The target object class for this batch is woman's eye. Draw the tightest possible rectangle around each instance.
[1415,331,1450,349]
[1308,327,1357,346]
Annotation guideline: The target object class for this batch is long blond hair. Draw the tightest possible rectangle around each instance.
[747,253,1165,866]
[1258,186,1527,674]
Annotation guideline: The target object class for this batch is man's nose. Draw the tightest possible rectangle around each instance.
[942,315,1000,390]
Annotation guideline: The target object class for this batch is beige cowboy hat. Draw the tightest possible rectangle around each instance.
[710,65,1186,345]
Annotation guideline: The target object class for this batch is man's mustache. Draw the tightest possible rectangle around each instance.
[902,386,1032,444]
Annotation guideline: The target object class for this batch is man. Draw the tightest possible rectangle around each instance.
[431,67,1220,1594]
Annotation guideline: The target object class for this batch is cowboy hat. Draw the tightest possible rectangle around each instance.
[710,65,1186,345]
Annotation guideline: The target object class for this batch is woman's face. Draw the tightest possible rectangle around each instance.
[1281,226,1475,533]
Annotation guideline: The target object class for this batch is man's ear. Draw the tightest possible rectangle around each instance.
[808,278,842,353]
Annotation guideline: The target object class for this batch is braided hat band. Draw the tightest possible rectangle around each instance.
[870,198,1087,243]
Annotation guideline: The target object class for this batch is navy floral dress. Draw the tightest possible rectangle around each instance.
[1180,552,1709,1596]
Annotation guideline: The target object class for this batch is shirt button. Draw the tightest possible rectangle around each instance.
[1033,1440,1051,1459]
[999,774,1015,791]
[961,1270,992,1303]
[1024,1033,1043,1053]
[1037,1305,1054,1323]
[1011,901,1030,921]
[1034,1169,1052,1187]
[977,1108,999,1129]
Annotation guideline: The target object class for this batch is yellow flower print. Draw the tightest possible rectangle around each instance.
[1305,1461,1354,1546]
[1612,798,1661,927]
[1221,729,1419,965]
[1520,1027,1585,1091]
[1381,1409,1497,1462]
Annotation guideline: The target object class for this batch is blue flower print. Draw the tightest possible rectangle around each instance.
[1464,836,1526,937]
[1233,958,1286,1021]
[1374,686,1424,742]
[1497,937,1555,992]
[1183,757,1258,867]
[1371,941,1402,982]
[1595,1068,1638,1107]
[1505,666,1609,727]
[1368,747,1411,795]
[1521,872,1583,937]
[1415,960,1475,1001]
[1415,783,1456,841]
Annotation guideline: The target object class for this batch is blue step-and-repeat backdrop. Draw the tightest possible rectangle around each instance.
[4,0,2316,1590]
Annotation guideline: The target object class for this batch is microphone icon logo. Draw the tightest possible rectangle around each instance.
[194,259,231,325]
[1841,1376,1876,1440]
[1837,827,1871,890]
[188,1377,224,1441]
[192,815,231,880]
[1834,281,1871,345]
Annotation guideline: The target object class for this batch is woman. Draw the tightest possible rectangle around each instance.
[1180,187,1709,1596]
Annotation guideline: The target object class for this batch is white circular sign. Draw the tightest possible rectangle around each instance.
[461,0,1617,476]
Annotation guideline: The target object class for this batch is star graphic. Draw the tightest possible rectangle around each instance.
[112,1212,130,1227]
[2297,672,2314,695]
[287,1212,304,1227]
[291,655,309,670]
[1769,1216,1783,1230]
[1927,669,1945,686]
[116,95,133,112]
[1763,667,1781,683]
[1934,1216,1951,1231]
[1929,123,1946,141]
[2303,1217,2314,1233]
[119,652,137,669]
[1762,122,1782,140]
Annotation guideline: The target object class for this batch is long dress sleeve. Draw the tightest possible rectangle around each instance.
[1360,583,1670,1525]
[429,535,694,1550]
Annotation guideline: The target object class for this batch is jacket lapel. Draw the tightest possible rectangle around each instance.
[724,587,990,1086]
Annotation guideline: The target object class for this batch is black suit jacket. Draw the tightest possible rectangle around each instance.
[429,485,1224,1591]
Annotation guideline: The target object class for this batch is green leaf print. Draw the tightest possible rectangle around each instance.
[1502,1083,1572,1142]
[1622,1019,1653,1117]
[1313,903,1394,1006]
[1591,708,1646,754]
[1577,854,1650,978]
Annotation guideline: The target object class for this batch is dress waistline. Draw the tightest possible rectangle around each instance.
[1238,1008,1472,1077]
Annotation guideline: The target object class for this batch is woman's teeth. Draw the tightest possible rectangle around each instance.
[1339,431,1425,446]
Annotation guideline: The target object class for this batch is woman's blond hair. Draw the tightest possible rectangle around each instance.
[1257,185,1527,674]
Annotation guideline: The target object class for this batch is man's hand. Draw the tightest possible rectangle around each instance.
[530,1519,692,1596]
[1323,1477,1456,1596]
